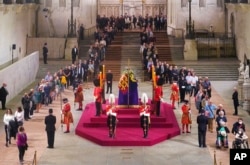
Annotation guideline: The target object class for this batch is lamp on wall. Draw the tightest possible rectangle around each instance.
[186,0,194,39]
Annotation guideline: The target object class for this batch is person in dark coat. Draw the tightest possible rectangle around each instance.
[45,108,56,148]
[43,43,48,64]
[71,45,78,64]
[197,110,208,148]
[0,83,9,110]
[106,70,113,94]
[232,87,239,115]
[79,24,84,40]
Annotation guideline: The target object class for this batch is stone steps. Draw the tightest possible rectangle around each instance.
[78,31,239,82]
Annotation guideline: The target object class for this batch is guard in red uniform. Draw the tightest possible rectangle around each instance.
[139,93,151,138]
[153,78,164,116]
[74,84,84,110]
[181,100,191,133]
[61,98,73,133]
[93,79,102,116]
[106,94,117,138]
[170,82,179,109]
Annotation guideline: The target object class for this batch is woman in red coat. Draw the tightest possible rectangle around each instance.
[181,100,191,133]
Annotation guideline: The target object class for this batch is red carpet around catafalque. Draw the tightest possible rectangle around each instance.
[75,101,180,146]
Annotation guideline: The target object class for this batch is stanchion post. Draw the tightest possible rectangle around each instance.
[214,150,217,165]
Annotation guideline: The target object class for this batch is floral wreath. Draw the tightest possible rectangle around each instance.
[118,68,137,93]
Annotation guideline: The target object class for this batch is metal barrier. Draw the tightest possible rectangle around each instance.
[32,150,37,165]
[196,33,236,58]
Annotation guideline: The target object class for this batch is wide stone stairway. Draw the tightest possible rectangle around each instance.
[78,31,239,81]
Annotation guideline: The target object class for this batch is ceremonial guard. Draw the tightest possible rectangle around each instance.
[153,78,164,117]
[106,94,118,138]
[139,93,151,138]
[170,82,179,109]
[61,98,73,133]
[93,79,102,116]
[181,100,192,133]
[74,83,84,110]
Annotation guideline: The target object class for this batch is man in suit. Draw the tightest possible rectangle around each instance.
[106,70,113,94]
[0,83,9,110]
[71,45,78,64]
[45,108,56,148]
[197,110,208,148]
[232,87,239,115]
[43,43,48,64]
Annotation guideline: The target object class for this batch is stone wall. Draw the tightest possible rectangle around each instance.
[0,3,38,66]
[27,38,66,59]
[226,3,250,62]
[0,51,39,104]
[37,0,97,37]
[168,0,225,36]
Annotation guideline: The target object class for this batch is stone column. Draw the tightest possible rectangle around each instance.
[242,79,250,113]
[238,75,244,105]
[184,39,198,60]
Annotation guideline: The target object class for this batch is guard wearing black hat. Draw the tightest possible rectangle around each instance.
[93,79,102,116]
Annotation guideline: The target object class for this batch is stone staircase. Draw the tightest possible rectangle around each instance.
[77,31,239,81]
[171,58,239,81]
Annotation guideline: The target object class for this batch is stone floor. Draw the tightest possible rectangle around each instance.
[0,60,249,165]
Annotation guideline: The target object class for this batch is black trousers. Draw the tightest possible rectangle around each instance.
[43,54,47,64]
[156,101,161,116]
[140,115,149,137]
[4,125,10,143]
[24,108,30,120]
[107,115,116,137]
[18,146,25,161]
[106,83,112,93]
[233,103,238,115]
[95,102,101,116]
[0,98,6,109]
[198,129,207,147]
[180,89,186,102]
[72,55,76,64]
[46,130,55,148]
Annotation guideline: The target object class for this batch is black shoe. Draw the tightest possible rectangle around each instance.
[64,131,70,133]
[9,140,11,144]
[203,145,207,148]
[5,143,8,147]
[233,113,238,116]
[47,146,54,149]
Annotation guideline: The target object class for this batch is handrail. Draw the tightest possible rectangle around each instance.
[84,25,97,39]
[167,26,185,39]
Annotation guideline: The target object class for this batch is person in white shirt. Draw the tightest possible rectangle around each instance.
[15,107,24,126]
[190,72,198,97]
[185,72,193,95]
[3,108,14,147]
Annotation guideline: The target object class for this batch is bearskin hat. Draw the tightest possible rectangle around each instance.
[93,79,100,87]
[157,77,164,86]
